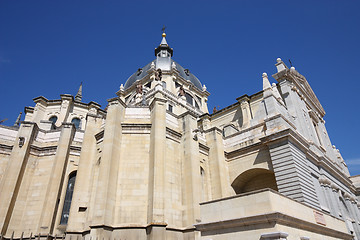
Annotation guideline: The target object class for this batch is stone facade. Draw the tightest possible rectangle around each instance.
[0,33,359,240]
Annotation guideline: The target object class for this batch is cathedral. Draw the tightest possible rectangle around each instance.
[1,32,360,240]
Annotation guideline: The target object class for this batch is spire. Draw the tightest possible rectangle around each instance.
[14,112,22,127]
[75,82,83,102]
[160,32,168,45]
[155,30,173,57]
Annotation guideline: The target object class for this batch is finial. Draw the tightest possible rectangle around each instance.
[275,58,287,72]
[162,25,166,37]
[262,72,271,90]
[75,82,83,102]
[14,112,22,127]
[290,66,296,71]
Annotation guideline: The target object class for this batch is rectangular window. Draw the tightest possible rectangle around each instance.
[168,104,173,113]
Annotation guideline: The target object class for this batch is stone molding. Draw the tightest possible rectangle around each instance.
[260,232,289,240]
[195,211,352,240]
[94,130,104,142]
[121,123,151,134]
[272,69,325,117]
[178,110,198,119]
[107,97,126,108]
[0,144,13,155]
[203,126,222,135]
[166,127,182,142]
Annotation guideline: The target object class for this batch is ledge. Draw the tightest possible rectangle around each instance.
[197,189,352,240]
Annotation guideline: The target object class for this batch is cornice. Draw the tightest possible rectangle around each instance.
[178,110,198,119]
[107,97,127,108]
[203,126,222,134]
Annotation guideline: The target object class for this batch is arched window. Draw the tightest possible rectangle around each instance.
[49,116,57,130]
[60,172,76,225]
[185,92,193,105]
[184,92,200,110]
[71,118,81,130]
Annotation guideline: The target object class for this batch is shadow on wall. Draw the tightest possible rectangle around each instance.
[231,168,278,194]
[232,108,243,129]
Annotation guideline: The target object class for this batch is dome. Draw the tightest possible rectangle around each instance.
[123,59,203,90]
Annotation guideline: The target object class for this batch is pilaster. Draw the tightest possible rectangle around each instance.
[147,93,167,226]
[181,112,201,226]
[92,98,125,226]
[204,127,230,199]
[32,97,48,124]
[0,122,38,236]
[66,112,102,231]
[37,123,75,234]
[58,95,73,127]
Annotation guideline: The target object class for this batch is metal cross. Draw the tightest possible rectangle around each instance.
[162,25,166,33]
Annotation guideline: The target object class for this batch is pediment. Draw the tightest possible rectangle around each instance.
[290,70,325,117]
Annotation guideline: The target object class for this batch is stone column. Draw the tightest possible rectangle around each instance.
[67,105,102,232]
[0,122,38,236]
[204,127,230,199]
[37,123,75,234]
[91,98,125,227]
[147,93,167,239]
[181,112,201,226]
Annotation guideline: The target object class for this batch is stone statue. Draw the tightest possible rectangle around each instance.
[155,68,162,81]
[136,83,143,94]
[179,86,185,96]
[213,106,217,113]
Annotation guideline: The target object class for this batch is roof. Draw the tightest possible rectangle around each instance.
[123,59,203,90]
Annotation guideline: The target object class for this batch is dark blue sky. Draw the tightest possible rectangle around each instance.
[1,1,359,174]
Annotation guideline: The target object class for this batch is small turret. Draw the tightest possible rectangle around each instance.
[13,112,22,127]
[75,82,83,102]
[155,31,173,71]
[155,32,173,57]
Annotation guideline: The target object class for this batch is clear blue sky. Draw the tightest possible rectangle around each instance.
[1,1,359,174]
